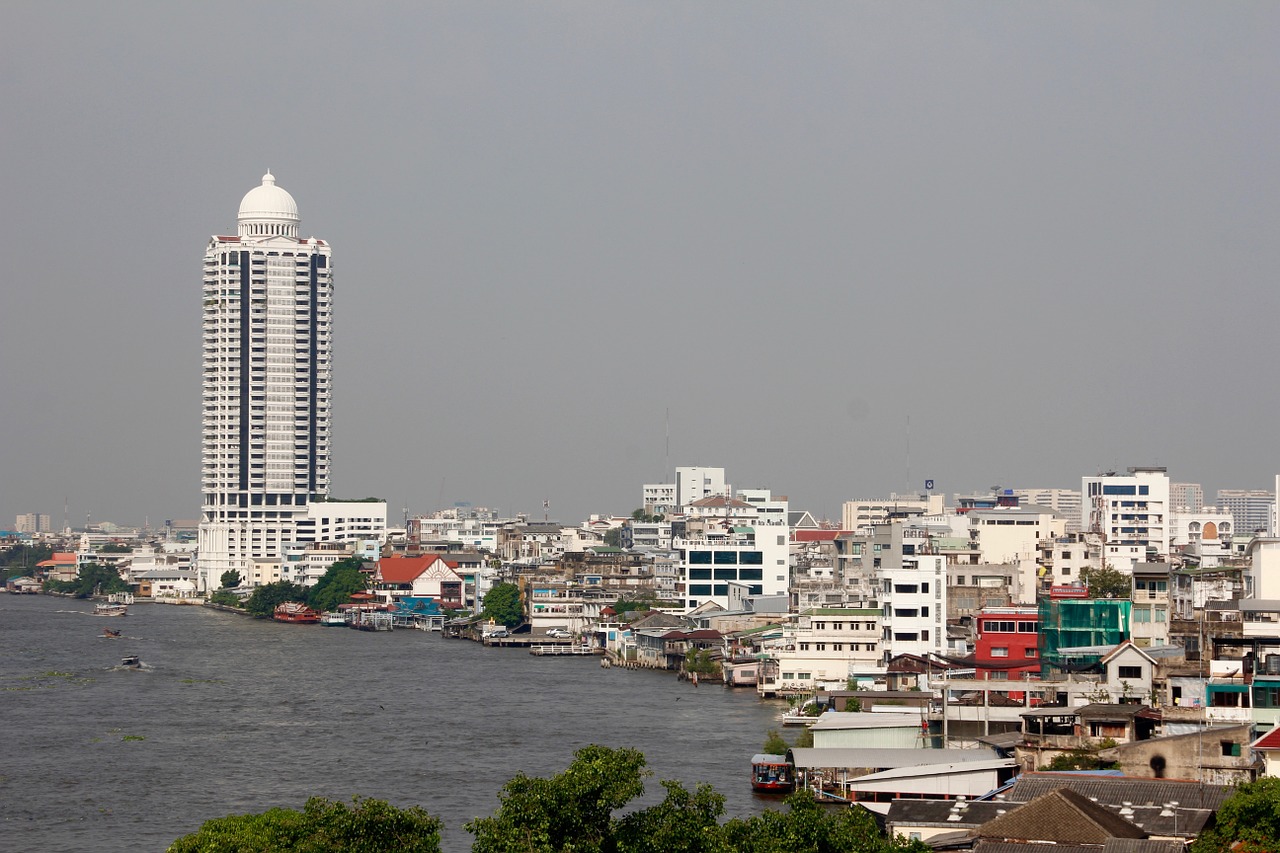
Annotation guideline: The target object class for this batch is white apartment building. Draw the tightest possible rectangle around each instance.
[641,483,676,516]
[842,494,944,532]
[1081,467,1171,572]
[880,554,946,662]
[968,507,1066,565]
[757,608,883,695]
[675,466,730,509]
[1039,534,1101,582]
[197,173,336,592]
[675,493,789,611]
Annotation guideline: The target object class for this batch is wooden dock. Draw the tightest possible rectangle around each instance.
[530,644,599,656]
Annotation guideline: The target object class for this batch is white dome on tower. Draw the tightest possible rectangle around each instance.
[237,171,300,238]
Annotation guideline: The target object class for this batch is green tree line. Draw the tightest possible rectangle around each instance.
[170,745,930,852]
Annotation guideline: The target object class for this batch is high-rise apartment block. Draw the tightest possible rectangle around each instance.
[1171,482,1204,512]
[15,513,51,534]
[196,173,335,589]
[1217,489,1274,537]
[1012,488,1083,534]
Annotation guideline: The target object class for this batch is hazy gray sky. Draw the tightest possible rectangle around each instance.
[2,2,1277,530]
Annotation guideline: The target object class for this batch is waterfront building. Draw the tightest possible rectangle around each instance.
[674,492,790,611]
[197,173,344,591]
[1081,466,1171,571]
[841,494,944,532]
[1217,488,1274,537]
[755,607,882,695]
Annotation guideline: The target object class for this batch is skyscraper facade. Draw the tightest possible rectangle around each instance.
[197,173,333,589]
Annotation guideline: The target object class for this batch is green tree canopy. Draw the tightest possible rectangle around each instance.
[44,562,129,598]
[467,745,647,853]
[244,580,308,618]
[481,582,523,628]
[166,796,441,853]
[722,790,926,853]
[1,544,53,576]
[1080,565,1131,599]
[220,569,242,588]
[307,557,367,612]
[762,729,789,755]
[1191,776,1280,853]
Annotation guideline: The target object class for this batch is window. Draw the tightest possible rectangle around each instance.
[1118,665,1143,680]
[1018,622,1039,633]
[1024,648,1037,658]
[799,643,809,651]
[991,647,1009,657]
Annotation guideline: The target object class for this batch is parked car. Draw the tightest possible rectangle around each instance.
[484,627,509,639]
[545,628,571,639]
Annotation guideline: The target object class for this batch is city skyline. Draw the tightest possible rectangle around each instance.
[2,3,1278,528]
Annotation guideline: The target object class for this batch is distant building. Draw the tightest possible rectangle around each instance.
[1171,481,1204,512]
[1012,488,1083,533]
[1217,488,1274,537]
[14,513,51,534]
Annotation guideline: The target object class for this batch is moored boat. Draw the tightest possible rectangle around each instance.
[273,602,320,623]
[751,754,794,793]
[320,611,347,627]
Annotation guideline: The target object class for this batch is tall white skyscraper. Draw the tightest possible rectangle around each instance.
[197,173,334,589]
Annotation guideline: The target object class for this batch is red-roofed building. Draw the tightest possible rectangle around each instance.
[37,552,78,583]
[1252,726,1280,776]
[373,555,463,609]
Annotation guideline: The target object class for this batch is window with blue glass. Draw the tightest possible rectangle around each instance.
[689,568,712,580]
[714,551,738,564]
[689,551,712,564]
[713,584,729,596]
[739,568,763,581]
[690,584,712,596]
[714,568,738,580]
[740,551,763,565]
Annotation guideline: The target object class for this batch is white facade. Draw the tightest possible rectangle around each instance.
[676,495,789,612]
[880,554,947,661]
[675,466,729,509]
[1081,467,1171,572]
[841,494,944,532]
[758,608,883,694]
[968,507,1065,565]
[197,173,335,591]
[642,483,676,516]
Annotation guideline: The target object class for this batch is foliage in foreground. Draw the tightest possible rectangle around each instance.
[166,796,442,853]
[1191,776,1280,853]
[169,746,928,853]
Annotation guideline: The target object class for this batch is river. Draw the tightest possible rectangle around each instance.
[0,595,792,852]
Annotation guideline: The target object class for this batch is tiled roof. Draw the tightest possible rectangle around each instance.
[375,556,434,584]
[1253,726,1280,750]
[792,530,841,542]
[975,787,1146,843]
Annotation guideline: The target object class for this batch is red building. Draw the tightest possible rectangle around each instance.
[974,606,1041,690]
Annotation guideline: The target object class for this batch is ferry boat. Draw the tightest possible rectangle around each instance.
[320,611,347,627]
[273,602,320,623]
[751,754,794,793]
[94,603,128,617]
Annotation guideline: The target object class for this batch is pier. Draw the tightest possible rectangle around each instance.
[530,644,599,656]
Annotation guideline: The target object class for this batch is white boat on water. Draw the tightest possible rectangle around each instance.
[320,611,347,627]
[94,603,128,617]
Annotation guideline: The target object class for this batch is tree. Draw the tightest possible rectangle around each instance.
[1079,565,1131,599]
[306,557,367,612]
[209,589,240,607]
[721,790,928,853]
[684,647,720,677]
[762,729,789,755]
[166,796,441,852]
[244,581,308,618]
[482,582,523,628]
[0,544,53,576]
[220,570,242,589]
[1191,776,1280,853]
[603,528,624,548]
[44,562,129,598]
[467,745,647,853]
[614,780,729,853]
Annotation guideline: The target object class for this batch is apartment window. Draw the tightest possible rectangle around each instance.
[991,647,1009,657]
[833,644,843,651]
[1118,666,1143,680]
[816,644,826,651]
[799,643,809,651]
[1025,648,1037,658]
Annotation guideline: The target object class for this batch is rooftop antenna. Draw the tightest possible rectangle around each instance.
[905,415,911,493]
[665,407,670,480]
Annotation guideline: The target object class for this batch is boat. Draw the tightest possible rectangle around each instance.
[273,602,320,623]
[120,655,143,669]
[102,627,122,638]
[782,698,824,726]
[751,754,794,793]
[320,611,347,627]
[94,603,128,617]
